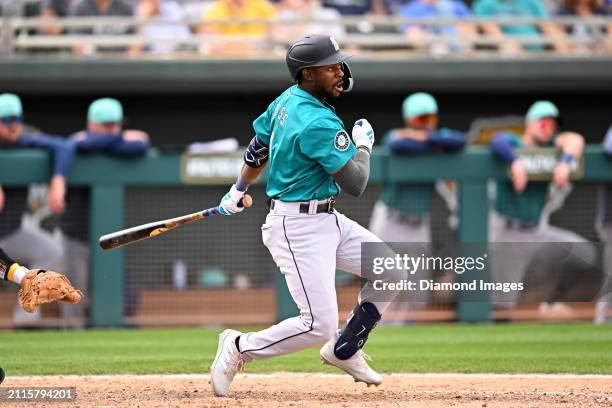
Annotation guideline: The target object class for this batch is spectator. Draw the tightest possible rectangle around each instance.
[489,101,596,315]
[595,125,612,324]
[322,0,387,15]
[399,0,478,54]
[61,98,150,321]
[198,0,277,55]
[273,0,346,40]
[369,93,465,320]
[557,0,611,53]
[40,0,75,35]
[69,0,135,55]
[136,0,191,55]
[0,93,76,327]
[472,0,571,53]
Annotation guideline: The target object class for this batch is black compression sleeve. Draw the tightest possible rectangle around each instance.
[0,247,18,281]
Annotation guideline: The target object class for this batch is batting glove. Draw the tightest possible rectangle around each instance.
[352,119,375,153]
[219,184,246,215]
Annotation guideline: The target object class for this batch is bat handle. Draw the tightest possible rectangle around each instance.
[202,194,253,217]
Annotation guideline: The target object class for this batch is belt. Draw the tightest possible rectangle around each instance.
[505,219,538,231]
[270,197,336,215]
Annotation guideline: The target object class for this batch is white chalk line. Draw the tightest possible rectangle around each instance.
[10,372,612,381]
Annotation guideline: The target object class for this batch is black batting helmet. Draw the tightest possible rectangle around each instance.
[286,35,354,92]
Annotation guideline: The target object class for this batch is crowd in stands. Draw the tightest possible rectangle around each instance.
[0,0,610,55]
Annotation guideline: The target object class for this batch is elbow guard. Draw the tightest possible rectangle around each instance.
[244,135,269,168]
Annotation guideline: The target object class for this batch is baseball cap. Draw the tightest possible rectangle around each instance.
[525,101,559,123]
[0,93,23,118]
[402,92,438,120]
[88,98,123,123]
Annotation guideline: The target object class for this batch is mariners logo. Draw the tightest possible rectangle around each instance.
[334,130,350,151]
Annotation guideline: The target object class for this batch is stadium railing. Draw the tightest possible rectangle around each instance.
[0,146,610,327]
[0,16,610,57]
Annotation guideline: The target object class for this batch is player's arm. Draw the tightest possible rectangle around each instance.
[108,130,150,156]
[491,132,528,192]
[218,135,269,215]
[19,133,76,214]
[428,129,466,151]
[332,119,375,197]
[553,131,585,188]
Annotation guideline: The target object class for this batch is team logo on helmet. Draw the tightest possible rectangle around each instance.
[330,37,340,51]
[334,130,350,151]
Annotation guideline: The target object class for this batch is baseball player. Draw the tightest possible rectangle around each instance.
[59,97,150,324]
[369,92,465,314]
[489,100,597,310]
[209,35,404,397]
[0,246,83,313]
[71,97,150,156]
[0,93,75,216]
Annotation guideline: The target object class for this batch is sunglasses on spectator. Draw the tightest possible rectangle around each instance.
[1,115,23,125]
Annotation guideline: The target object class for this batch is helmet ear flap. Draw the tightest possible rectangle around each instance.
[341,62,354,92]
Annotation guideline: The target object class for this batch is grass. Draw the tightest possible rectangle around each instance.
[1,323,611,376]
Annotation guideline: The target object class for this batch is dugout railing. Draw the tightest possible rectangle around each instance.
[0,145,610,327]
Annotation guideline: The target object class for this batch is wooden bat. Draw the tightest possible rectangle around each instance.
[99,194,253,251]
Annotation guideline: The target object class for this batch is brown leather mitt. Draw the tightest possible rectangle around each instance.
[18,269,84,313]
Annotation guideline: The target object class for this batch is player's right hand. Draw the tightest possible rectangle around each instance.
[352,119,375,153]
[219,184,246,215]
[511,160,528,192]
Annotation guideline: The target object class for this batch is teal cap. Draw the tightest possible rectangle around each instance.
[88,98,123,123]
[402,92,438,120]
[526,100,559,123]
[0,93,23,118]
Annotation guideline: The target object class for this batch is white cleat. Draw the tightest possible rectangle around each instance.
[320,337,383,387]
[209,329,245,397]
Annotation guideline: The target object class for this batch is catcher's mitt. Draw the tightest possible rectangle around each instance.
[18,269,84,313]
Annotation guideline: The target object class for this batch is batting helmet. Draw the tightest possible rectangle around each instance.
[286,35,354,92]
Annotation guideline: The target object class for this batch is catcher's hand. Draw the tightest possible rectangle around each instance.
[18,269,84,313]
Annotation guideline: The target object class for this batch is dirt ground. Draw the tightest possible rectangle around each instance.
[3,373,611,408]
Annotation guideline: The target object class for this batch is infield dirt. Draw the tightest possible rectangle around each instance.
[4,373,612,407]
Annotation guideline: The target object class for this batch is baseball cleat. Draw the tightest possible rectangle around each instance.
[320,337,382,387]
[209,329,245,397]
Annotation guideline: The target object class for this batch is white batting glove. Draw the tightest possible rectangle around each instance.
[352,119,375,153]
[219,184,245,215]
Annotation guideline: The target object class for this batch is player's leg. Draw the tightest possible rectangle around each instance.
[536,225,598,311]
[238,213,341,359]
[369,202,431,322]
[488,212,537,310]
[319,211,405,386]
[210,213,341,396]
[595,226,612,324]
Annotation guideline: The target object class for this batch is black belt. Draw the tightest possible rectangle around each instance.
[270,198,336,214]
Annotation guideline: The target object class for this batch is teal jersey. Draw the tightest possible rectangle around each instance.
[494,132,548,224]
[380,131,434,216]
[253,85,356,202]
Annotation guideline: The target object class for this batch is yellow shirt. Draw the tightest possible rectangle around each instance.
[202,0,277,36]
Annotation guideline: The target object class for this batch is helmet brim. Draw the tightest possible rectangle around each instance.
[302,51,352,71]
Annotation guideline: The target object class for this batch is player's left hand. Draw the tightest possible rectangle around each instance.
[18,269,84,313]
[219,184,246,215]
[352,119,375,153]
[553,162,571,188]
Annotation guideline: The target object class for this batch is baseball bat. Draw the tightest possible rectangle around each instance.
[99,194,252,251]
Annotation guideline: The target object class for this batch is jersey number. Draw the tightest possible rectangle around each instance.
[274,104,289,127]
